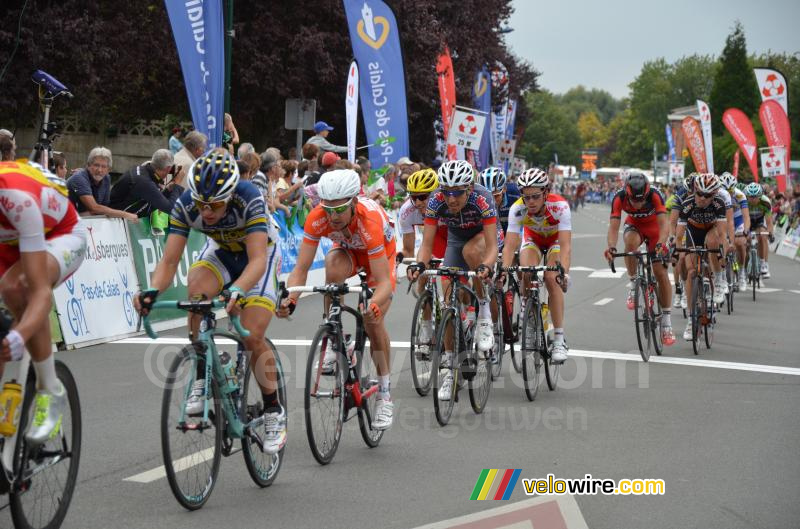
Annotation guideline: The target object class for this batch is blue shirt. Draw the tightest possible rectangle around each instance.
[66,168,111,213]
[169,135,183,154]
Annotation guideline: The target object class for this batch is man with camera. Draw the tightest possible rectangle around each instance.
[109,149,184,217]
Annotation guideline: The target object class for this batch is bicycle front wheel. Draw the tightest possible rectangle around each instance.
[648,282,663,357]
[633,279,652,362]
[241,339,285,488]
[704,281,715,350]
[410,291,435,396]
[161,346,222,510]
[690,278,702,355]
[490,291,504,381]
[506,288,522,374]
[357,343,384,448]
[521,296,543,401]
[304,326,345,465]
[432,310,458,426]
[469,338,492,415]
[10,360,82,529]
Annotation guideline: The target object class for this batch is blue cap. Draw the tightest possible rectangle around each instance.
[314,121,334,134]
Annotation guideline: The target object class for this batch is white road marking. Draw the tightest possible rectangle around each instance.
[588,269,626,279]
[112,338,800,376]
[789,290,800,295]
[124,447,217,483]
[570,266,596,272]
[593,298,614,306]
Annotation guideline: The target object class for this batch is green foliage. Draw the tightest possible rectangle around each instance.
[709,21,760,136]
[517,90,580,167]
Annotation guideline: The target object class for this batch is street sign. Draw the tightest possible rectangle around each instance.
[448,108,487,151]
[284,99,317,130]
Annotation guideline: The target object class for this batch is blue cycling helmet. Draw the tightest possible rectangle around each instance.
[478,167,507,192]
[744,182,762,198]
[188,149,240,202]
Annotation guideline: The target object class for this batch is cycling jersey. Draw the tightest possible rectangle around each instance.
[717,188,732,209]
[610,188,666,221]
[678,194,726,247]
[665,186,689,213]
[496,187,520,234]
[424,184,497,240]
[507,193,572,251]
[0,161,86,282]
[398,198,447,258]
[748,195,772,228]
[727,187,748,230]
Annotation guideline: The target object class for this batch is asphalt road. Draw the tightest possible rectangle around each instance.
[4,203,797,529]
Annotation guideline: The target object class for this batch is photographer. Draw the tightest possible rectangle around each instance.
[109,149,184,217]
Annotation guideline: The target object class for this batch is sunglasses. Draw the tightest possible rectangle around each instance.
[411,193,430,203]
[696,192,715,199]
[442,189,467,198]
[194,198,228,211]
[321,198,353,215]
[522,192,545,201]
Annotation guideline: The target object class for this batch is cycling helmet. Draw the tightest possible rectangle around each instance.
[406,168,438,193]
[437,160,475,187]
[188,149,239,202]
[694,173,721,194]
[478,167,507,192]
[316,169,361,201]
[719,171,736,190]
[517,168,549,188]
[625,173,650,200]
[684,172,698,191]
[744,182,763,198]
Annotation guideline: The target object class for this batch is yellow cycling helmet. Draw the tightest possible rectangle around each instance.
[406,168,438,193]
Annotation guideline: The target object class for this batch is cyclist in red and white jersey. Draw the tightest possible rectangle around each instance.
[0,161,87,444]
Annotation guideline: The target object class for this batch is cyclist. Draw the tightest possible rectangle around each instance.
[604,173,675,345]
[398,168,446,344]
[479,166,519,235]
[719,172,750,288]
[408,159,501,401]
[0,160,86,444]
[666,174,694,310]
[134,149,286,455]
[743,182,774,279]
[501,167,572,363]
[675,173,729,340]
[277,169,396,430]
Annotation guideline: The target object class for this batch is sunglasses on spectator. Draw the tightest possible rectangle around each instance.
[442,188,467,198]
[321,198,353,215]
[522,192,545,201]
[194,198,228,211]
[411,193,430,202]
[696,192,715,199]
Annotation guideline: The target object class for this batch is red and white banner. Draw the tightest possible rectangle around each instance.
[681,117,708,173]
[345,61,359,163]
[448,108,488,151]
[759,99,791,192]
[760,146,786,178]
[498,138,516,161]
[754,67,788,115]
[696,100,714,173]
[722,108,759,182]
[437,47,457,160]
[733,150,740,178]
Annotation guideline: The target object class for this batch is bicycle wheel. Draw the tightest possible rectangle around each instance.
[357,344,384,448]
[521,296,543,401]
[161,346,221,510]
[690,278,702,355]
[704,281,715,350]
[304,326,345,465]
[725,260,734,315]
[749,251,758,302]
[241,340,285,488]
[432,309,458,426]
[10,360,82,529]
[633,279,652,362]
[469,334,492,414]
[490,292,503,381]
[542,308,559,391]
[506,288,522,374]
[648,282,663,356]
[409,291,435,396]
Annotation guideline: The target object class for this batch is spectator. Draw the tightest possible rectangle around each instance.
[266,157,291,217]
[168,127,183,154]
[305,121,348,154]
[264,146,283,162]
[237,142,255,159]
[67,147,137,221]
[109,149,183,217]
[303,143,320,168]
[321,151,340,172]
[222,113,240,154]
[52,152,68,179]
[174,130,207,184]
[0,134,15,161]
[278,159,303,206]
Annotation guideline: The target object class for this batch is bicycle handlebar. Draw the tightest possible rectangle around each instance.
[422,268,477,278]
[141,299,250,340]
[286,285,365,295]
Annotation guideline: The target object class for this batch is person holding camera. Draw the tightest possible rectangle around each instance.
[109,149,184,217]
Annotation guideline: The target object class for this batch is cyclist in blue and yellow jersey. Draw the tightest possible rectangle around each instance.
[719,172,750,289]
[135,149,286,455]
[479,166,519,236]
[743,182,774,279]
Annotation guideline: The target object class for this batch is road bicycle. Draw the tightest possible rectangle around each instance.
[142,296,286,509]
[676,248,720,355]
[746,231,762,302]
[406,258,443,397]
[281,273,383,465]
[724,249,737,315]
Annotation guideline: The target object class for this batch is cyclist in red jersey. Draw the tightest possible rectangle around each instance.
[0,161,87,444]
[604,173,675,345]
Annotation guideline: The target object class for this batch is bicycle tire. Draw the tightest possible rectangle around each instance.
[521,295,543,401]
[469,329,492,414]
[357,344,384,448]
[690,277,702,355]
[304,326,345,465]
[633,279,651,362]
[432,309,458,426]
[10,360,82,529]
[241,339,285,488]
[704,281,715,350]
[543,311,559,391]
[750,250,758,302]
[725,259,734,315]
[161,347,221,510]
[409,291,435,396]
[508,288,522,374]
[490,291,503,381]
[648,281,663,356]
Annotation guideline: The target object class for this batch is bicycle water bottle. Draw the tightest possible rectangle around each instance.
[219,352,238,392]
[0,380,23,436]
[541,303,553,334]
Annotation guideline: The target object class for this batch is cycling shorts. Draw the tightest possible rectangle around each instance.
[0,222,87,286]
[332,244,397,291]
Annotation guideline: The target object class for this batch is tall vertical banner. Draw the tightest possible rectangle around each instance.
[722,108,759,181]
[472,67,491,170]
[696,100,714,173]
[759,99,791,192]
[165,0,225,148]
[343,0,409,167]
[490,63,509,167]
[733,150,740,178]
[665,123,677,161]
[436,47,457,161]
[754,67,788,115]
[345,61,359,163]
[681,117,708,173]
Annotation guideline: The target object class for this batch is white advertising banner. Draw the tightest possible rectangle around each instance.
[53,218,139,345]
[447,108,488,151]
[754,67,789,115]
[345,61,359,163]
[696,100,714,173]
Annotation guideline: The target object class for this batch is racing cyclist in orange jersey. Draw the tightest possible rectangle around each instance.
[0,161,87,444]
[604,173,675,345]
[501,168,571,363]
[277,169,396,430]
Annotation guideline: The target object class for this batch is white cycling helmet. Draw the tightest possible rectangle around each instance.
[316,169,361,201]
[517,168,549,188]
[719,171,736,189]
[694,172,721,194]
[437,160,475,187]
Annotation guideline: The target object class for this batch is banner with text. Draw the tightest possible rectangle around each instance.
[437,47,457,160]
[447,108,488,151]
[346,61,359,162]
[722,108,759,181]
[759,99,791,192]
[681,117,708,174]
[696,100,714,173]
[472,66,492,170]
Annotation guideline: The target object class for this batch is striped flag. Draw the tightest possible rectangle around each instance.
[470,469,522,500]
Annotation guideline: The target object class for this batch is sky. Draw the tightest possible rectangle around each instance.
[506,0,800,99]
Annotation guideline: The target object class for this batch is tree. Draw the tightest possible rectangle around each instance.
[517,90,580,167]
[559,85,622,124]
[604,108,652,168]
[708,21,760,136]
[576,111,608,149]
